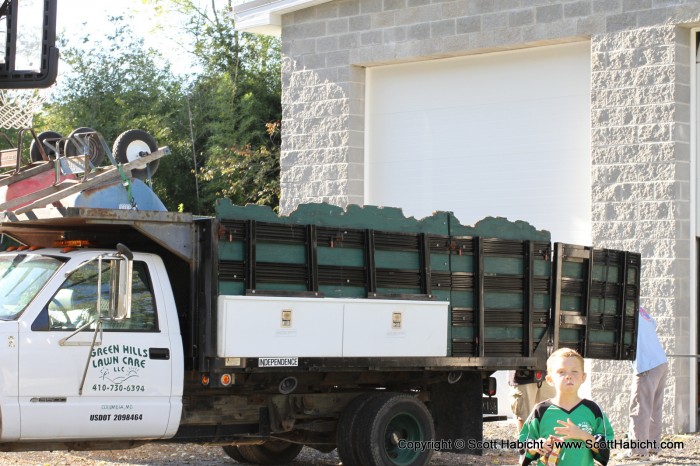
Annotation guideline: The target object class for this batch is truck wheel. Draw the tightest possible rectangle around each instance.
[112,129,159,179]
[29,131,62,162]
[336,393,376,466]
[221,445,247,463]
[355,393,435,466]
[236,439,303,465]
[65,127,105,166]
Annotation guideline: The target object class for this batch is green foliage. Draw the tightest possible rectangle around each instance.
[38,17,183,144]
[34,15,200,213]
[148,0,281,147]
[148,0,282,213]
[36,2,282,215]
[199,122,280,212]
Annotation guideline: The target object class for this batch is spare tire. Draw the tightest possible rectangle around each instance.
[29,130,63,162]
[112,129,159,179]
[65,127,105,167]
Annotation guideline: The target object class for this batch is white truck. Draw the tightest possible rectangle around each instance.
[0,190,641,466]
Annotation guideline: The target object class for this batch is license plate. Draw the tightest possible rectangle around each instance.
[258,357,298,367]
[482,397,498,414]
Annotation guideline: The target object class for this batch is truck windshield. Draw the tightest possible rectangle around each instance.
[0,254,63,320]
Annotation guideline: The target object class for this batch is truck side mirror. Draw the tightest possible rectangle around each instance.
[0,0,59,89]
[108,250,133,321]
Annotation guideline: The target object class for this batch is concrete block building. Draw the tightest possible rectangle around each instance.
[234,0,700,434]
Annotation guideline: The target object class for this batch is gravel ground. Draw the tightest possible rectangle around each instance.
[0,420,698,465]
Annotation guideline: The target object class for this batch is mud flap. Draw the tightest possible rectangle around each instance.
[430,371,482,454]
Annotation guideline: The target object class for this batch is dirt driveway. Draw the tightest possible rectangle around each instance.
[0,420,698,465]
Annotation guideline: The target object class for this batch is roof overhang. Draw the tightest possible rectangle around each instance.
[233,0,333,36]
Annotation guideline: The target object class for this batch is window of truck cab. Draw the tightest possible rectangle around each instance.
[0,253,65,320]
[32,259,159,332]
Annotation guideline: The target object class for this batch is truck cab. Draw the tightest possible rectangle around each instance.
[0,248,183,447]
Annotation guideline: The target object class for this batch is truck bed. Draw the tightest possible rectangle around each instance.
[214,200,640,364]
[0,202,641,372]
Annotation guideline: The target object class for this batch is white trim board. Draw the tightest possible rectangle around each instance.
[233,0,333,36]
[689,27,699,433]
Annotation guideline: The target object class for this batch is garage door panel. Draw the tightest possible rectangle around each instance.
[366,42,591,245]
[375,99,587,159]
[371,47,590,114]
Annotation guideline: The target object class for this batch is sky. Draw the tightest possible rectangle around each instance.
[55,0,199,78]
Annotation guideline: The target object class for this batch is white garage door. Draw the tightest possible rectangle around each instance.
[365,41,592,244]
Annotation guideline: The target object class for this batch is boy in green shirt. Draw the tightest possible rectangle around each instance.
[518,348,613,465]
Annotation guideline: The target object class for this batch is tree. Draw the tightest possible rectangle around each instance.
[35,3,283,215]
[147,0,282,213]
[39,16,183,144]
[35,15,198,212]
[199,121,280,210]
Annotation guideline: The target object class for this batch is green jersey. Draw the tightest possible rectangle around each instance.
[519,399,613,466]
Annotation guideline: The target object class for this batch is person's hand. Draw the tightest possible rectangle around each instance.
[554,418,594,442]
[529,436,558,457]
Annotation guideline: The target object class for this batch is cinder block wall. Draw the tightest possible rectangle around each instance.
[279,0,700,433]
[589,25,692,435]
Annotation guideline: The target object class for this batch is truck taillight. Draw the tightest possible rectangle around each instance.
[482,376,497,396]
[220,374,233,386]
[201,374,210,386]
[534,370,545,382]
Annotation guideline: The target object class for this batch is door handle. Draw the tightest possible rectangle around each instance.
[149,347,170,360]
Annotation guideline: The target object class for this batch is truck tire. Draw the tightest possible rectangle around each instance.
[221,445,247,463]
[236,439,303,465]
[112,129,160,179]
[65,127,105,166]
[29,131,62,162]
[336,393,376,466]
[355,393,435,466]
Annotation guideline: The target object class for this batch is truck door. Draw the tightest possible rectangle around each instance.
[0,320,20,441]
[18,258,174,440]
